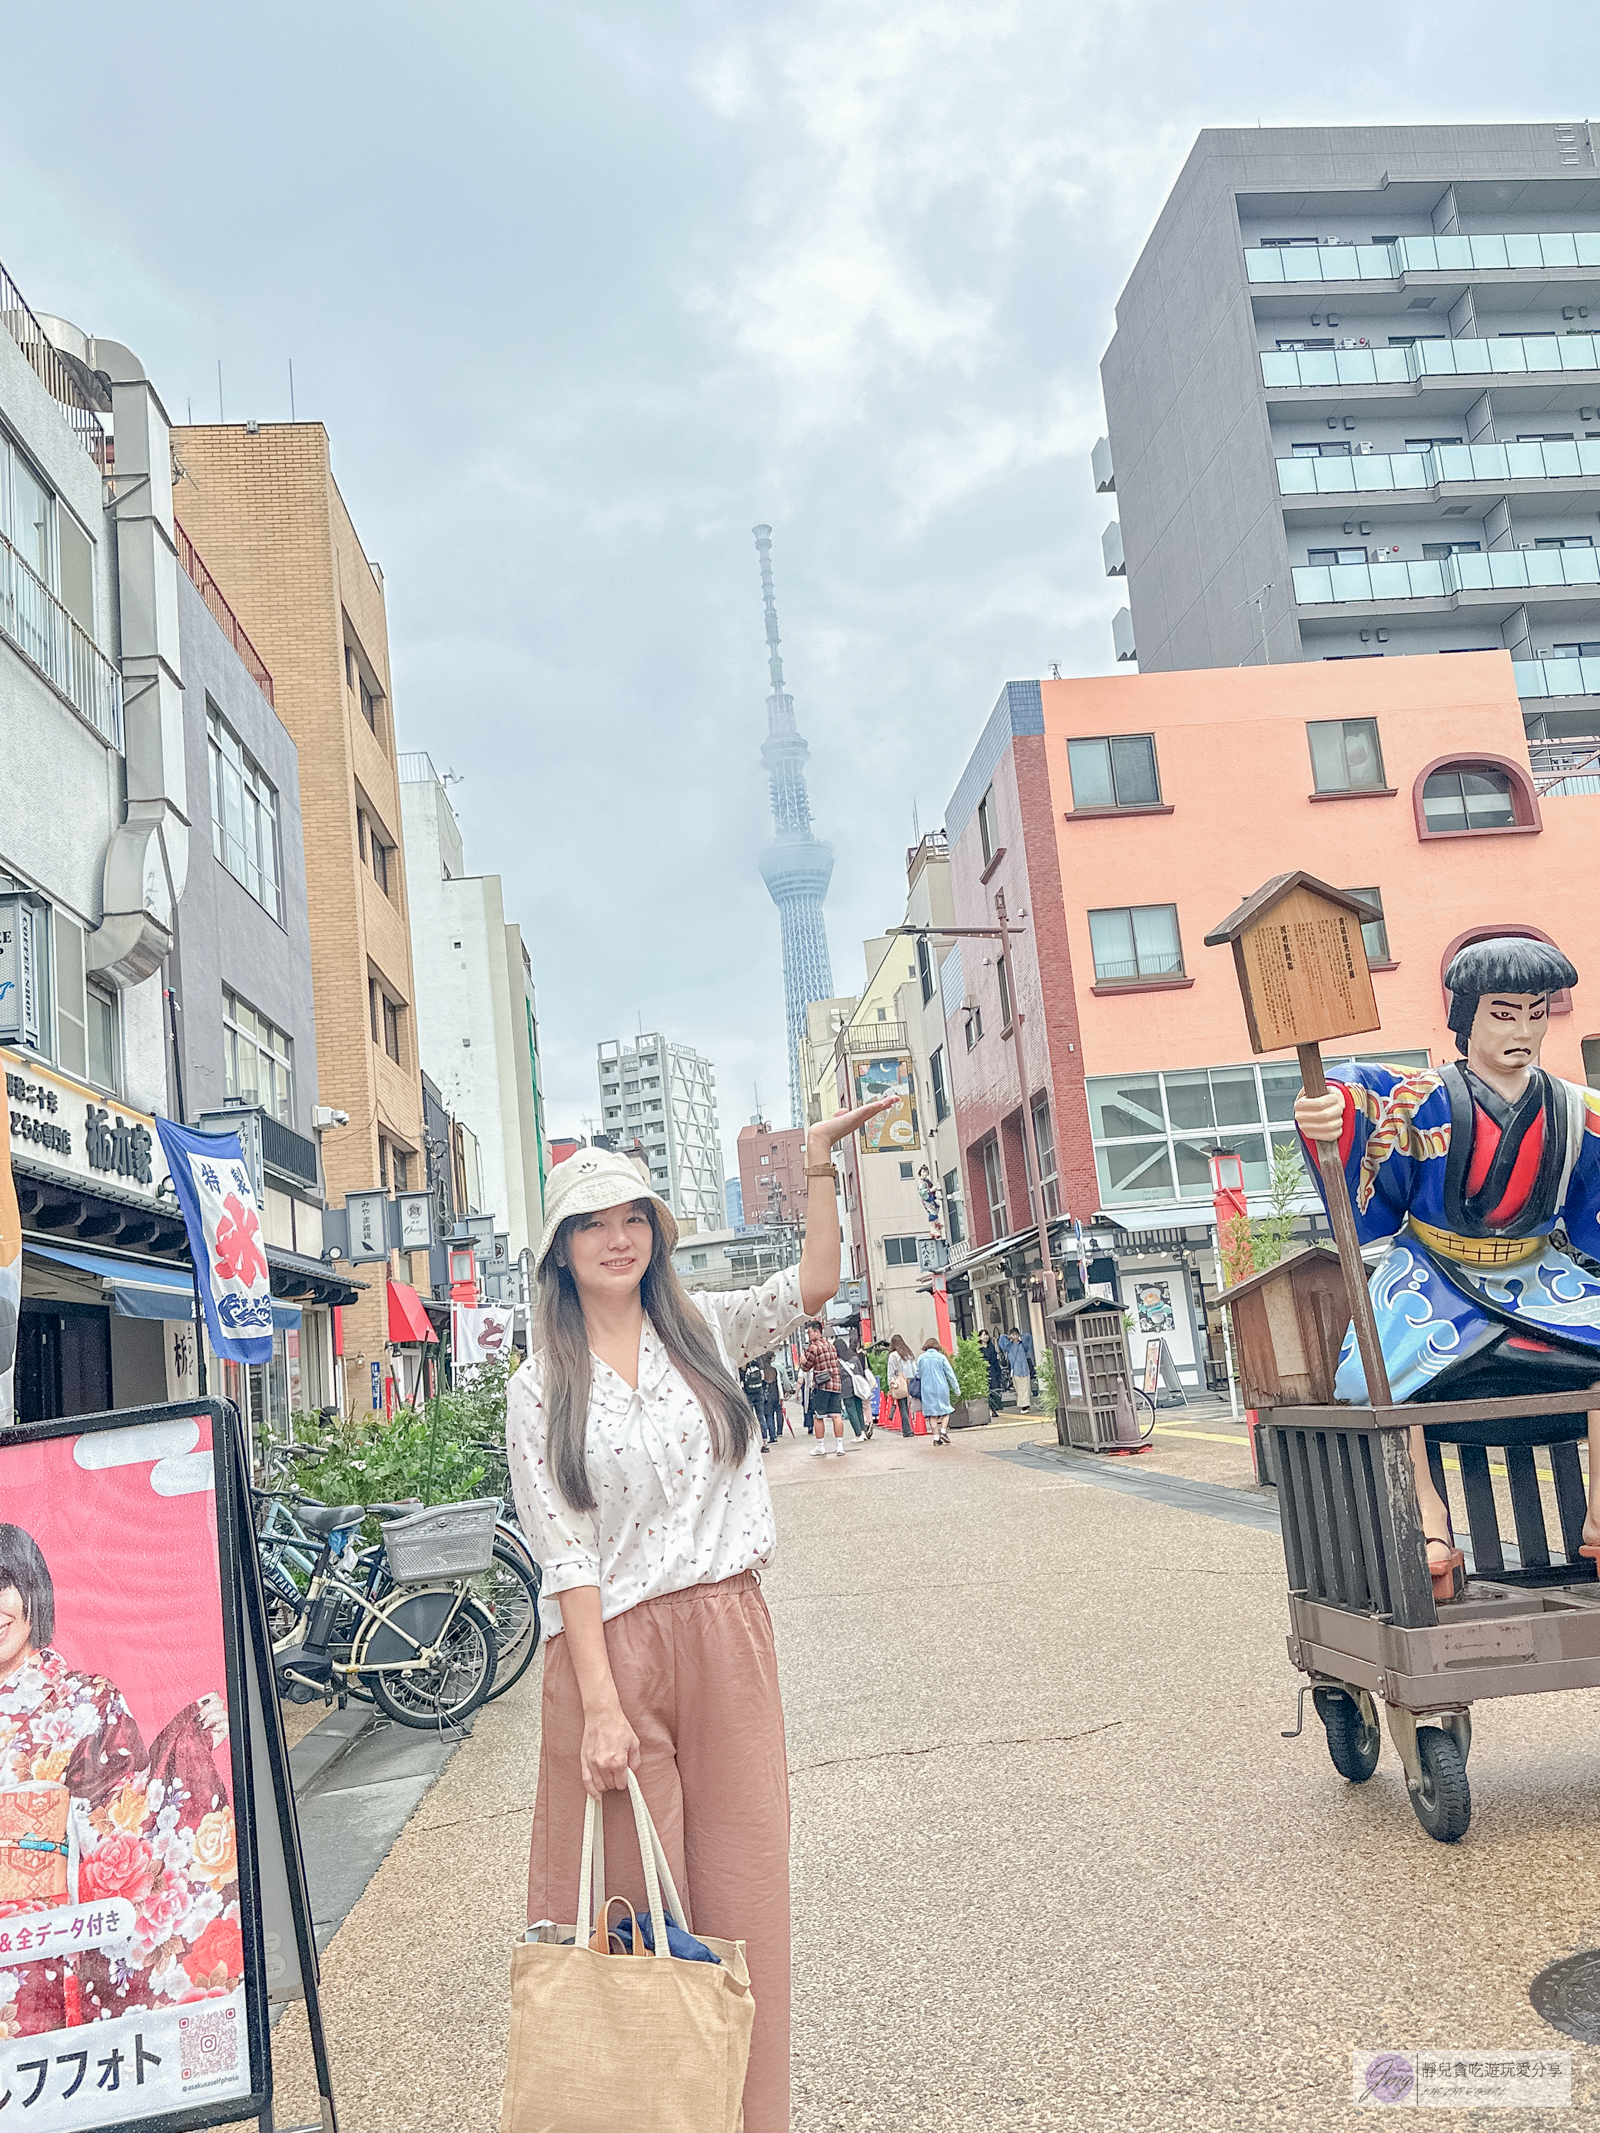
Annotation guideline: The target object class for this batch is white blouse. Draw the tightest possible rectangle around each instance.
[506,1265,806,1639]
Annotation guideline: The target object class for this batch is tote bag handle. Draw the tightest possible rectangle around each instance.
[578,1774,692,1958]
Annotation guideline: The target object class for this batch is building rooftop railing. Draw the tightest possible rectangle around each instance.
[174,519,274,706]
[0,257,108,469]
[0,527,123,747]
[397,750,439,786]
[1247,231,1600,284]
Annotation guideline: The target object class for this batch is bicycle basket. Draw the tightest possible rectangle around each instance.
[380,1499,499,1582]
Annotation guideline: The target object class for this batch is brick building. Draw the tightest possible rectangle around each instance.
[736,1118,807,1239]
[168,422,426,1404]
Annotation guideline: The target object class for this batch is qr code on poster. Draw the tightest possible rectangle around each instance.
[179,2004,240,2081]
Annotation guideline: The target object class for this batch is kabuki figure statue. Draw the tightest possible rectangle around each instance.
[1294,935,1600,1588]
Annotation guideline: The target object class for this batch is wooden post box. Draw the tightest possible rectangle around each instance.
[1218,1246,1352,1408]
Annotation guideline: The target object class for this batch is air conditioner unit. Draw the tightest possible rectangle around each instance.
[1359,441,1375,453]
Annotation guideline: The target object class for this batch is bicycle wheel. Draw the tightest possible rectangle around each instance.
[473,1534,543,1703]
[365,1593,498,1730]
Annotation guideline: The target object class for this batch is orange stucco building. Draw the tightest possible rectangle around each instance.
[942,653,1600,1377]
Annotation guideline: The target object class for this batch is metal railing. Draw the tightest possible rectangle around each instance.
[1246,231,1600,283]
[0,528,122,746]
[0,257,107,468]
[396,750,438,785]
[838,1021,908,1057]
[1262,332,1600,390]
[174,520,274,706]
[1294,547,1600,607]
[1515,656,1600,700]
[1278,439,1600,496]
[1530,739,1600,794]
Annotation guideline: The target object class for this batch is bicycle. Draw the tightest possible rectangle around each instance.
[269,1496,498,1730]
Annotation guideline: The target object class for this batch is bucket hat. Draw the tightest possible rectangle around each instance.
[534,1145,677,1272]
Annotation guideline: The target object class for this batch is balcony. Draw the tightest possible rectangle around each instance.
[1515,657,1600,698]
[1278,439,1600,496]
[0,529,123,746]
[1262,332,1600,390]
[1246,232,1600,284]
[0,255,107,468]
[1294,547,1600,607]
[1101,519,1125,576]
[837,1021,907,1059]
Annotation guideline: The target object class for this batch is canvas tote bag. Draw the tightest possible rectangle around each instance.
[500,1771,755,2133]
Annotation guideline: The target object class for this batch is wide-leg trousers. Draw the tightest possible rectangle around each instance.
[527,1571,791,2131]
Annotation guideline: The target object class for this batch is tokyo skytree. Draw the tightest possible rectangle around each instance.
[752,525,835,1128]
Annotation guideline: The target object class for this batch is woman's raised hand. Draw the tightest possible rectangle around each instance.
[808,1096,898,1161]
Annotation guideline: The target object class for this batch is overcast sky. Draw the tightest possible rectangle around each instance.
[3,3,1591,1169]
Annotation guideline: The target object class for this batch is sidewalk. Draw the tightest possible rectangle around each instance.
[246,1418,1600,2131]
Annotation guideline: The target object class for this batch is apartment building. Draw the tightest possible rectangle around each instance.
[1099,122,1600,769]
[399,750,547,1264]
[595,1033,725,1232]
[167,420,425,1402]
[944,656,1600,1390]
[736,1117,807,1238]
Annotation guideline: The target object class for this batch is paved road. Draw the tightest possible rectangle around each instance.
[249,1416,1600,2131]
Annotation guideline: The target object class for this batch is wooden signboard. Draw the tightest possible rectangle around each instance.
[1141,1336,1188,1406]
[1208,874,1381,1055]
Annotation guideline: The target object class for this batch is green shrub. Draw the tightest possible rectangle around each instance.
[1035,1347,1057,1411]
[952,1335,990,1403]
[291,1366,511,1535]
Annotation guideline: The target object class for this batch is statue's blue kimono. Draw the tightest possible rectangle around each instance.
[1305,1063,1600,1403]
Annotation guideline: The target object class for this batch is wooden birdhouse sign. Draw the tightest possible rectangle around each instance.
[1219,1245,1352,1408]
[1203,873,1382,1055]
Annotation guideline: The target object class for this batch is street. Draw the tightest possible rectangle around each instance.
[248,1415,1600,2131]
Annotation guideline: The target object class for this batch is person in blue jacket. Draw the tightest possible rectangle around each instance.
[916,1337,962,1446]
[1294,934,1600,1584]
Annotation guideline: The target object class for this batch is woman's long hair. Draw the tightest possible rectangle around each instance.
[888,1334,914,1363]
[536,1203,754,1512]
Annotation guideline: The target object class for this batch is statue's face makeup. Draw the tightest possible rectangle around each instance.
[1468,991,1548,1077]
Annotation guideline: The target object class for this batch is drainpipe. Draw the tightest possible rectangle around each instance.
[39,319,188,985]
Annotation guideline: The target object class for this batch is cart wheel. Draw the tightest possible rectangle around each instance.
[1315,1689,1380,1783]
[1409,1727,1471,1843]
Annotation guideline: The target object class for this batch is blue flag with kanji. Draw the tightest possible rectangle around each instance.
[154,1118,273,1364]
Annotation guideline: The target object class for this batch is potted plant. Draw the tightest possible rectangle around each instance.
[949,1335,994,1429]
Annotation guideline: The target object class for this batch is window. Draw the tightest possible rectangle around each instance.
[360,676,378,732]
[759,1153,769,1166]
[52,909,86,1077]
[690,1252,707,1271]
[1554,641,1600,659]
[1067,733,1161,811]
[1405,436,1463,451]
[1031,1096,1060,1220]
[1277,337,1334,351]
[996,954,1013,1029]
[87,984,120,1094]
[1308,546,1369,567]
[1535,535,1595,550]
[930,1045,950,1122]
[1087,904,1184,985]
[1291,440,1351,458]
[370,979,403,1065]
[1422,540,1481,560]
[1421,766,1516,833]
[982,1139,1007,1238]
[392,1150,409,1193]
[1343,887,1391,965]
[965,1005,983,1050]
[57,513,94,638]
[1307,717,1386,793]
[977,787,999,865]
[208,709,281,919]
[875,1007,886,1022]
[1,432,55,587]
[943,1168,965,1246]
[1584,1038,1600,1090]
[884,1236,922,1267]
[899,1160,914,1179]
[224,989,294,1122]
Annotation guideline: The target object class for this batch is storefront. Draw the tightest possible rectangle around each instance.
[8,1048,357,1429]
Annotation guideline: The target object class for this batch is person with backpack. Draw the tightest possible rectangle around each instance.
[884,1333,916,1436]
[916,1337,962,1445]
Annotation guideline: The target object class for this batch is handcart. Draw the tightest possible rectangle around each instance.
[1208,874,1600,1844]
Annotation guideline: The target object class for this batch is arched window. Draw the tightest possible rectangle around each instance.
[1411,752,1541,840]
[1438,923,1573,1019]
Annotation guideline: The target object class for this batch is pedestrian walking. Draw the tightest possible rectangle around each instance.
[759,1357,785,1444]
[916,1337,962,1444]
[833,1333,867,1438]
[884,1333,916,1435]
[506,1094,894,2133]
[801,1318,847,1456]
[999,1324,1034,1412]
[979,1327,1007,1416]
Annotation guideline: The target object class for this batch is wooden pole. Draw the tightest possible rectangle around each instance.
[1296,1042,1393,1407]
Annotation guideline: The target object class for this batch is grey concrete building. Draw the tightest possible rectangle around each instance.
[1098,122,1600,751]
[596,1032,725,1234]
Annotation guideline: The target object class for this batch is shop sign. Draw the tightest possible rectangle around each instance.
[0,899,40,1048]
[2,1047,169,1201]
[396,1191,434,1250]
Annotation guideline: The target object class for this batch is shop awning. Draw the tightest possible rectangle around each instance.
[387,1279,435,1344]
[25,1242,195,1321]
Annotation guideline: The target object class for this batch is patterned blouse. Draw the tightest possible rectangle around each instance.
[507,1266,807,1638]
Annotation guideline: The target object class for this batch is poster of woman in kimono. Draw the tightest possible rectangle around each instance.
[1295,935,1600,1589]
[0,1410,263,2130]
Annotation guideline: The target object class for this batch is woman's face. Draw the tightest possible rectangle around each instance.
[0,1586,34,1675]
[562,1201,655,1306]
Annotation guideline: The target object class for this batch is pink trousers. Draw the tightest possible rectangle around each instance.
[528,1571,792,2132]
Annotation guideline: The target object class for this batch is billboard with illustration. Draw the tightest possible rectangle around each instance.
[852,1056,919,1154]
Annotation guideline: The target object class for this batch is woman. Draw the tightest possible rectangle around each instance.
[979,1327,1008,1416]
[757,1356,785,1447]
[884,1334,916,1437]
[916,1337,962,1446]
[507,1095,891,2133]
[0,1524,239,2038]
